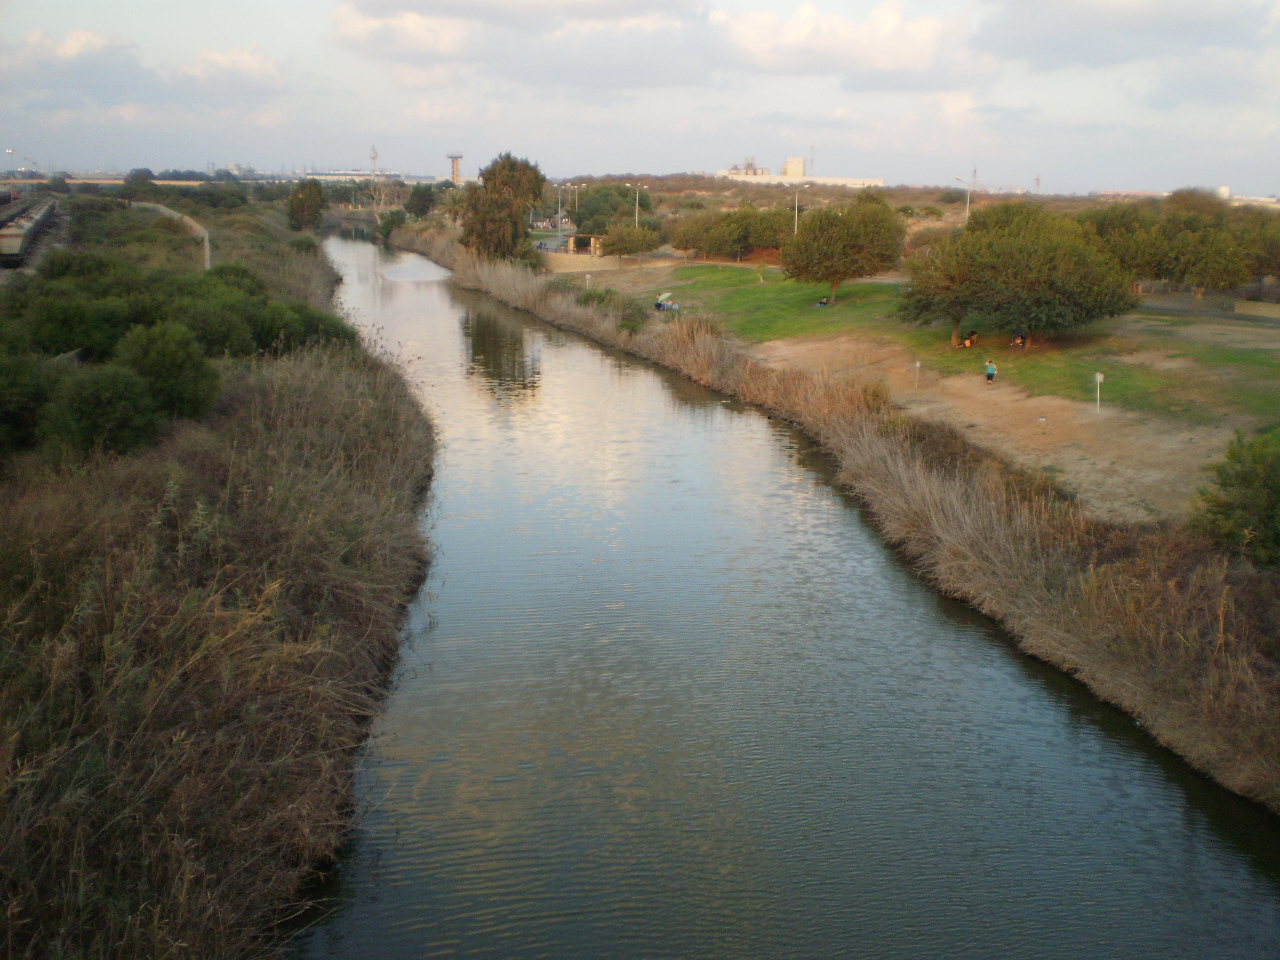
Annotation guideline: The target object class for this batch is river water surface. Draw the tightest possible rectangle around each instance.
[296,238,1280,959]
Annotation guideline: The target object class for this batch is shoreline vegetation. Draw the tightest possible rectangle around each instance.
[393,224,1280,817]
[1,199,435,957]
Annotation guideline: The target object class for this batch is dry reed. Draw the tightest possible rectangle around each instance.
[394,224,1280,813]
[0,345,434,958]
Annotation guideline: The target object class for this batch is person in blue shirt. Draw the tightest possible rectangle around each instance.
[985,359,997,384]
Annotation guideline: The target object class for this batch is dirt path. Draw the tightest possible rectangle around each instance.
[748,332,1244,524]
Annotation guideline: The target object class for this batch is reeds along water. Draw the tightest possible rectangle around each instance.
[393,225,1280,815]
[0,346,434,959]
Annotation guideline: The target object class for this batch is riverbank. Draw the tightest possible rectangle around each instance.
[1,199,435,957]
[393,225,1280,816]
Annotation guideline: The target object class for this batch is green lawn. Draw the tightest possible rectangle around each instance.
[638,264,1280,429]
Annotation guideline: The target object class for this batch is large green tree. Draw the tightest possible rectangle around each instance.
[286,179,326,231]
[404,183,435,217]
[600,223,660,259]
[900,209,1137,347]
[573,184,653,236]
[459,154,546,261]
[780,204,905,303]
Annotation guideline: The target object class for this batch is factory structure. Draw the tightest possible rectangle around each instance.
[716,156,883,189]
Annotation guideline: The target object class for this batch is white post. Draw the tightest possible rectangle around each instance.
[1095,371,1104,412]
[915,360,921,390]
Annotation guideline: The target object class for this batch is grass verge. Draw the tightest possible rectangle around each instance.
[394,224,1280,816]
[649,264,1280,430]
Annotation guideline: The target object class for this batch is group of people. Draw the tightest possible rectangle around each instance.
[957,328,1029,349]
[954,327,1030,384]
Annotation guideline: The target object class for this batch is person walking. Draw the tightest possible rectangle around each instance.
[985,359,997,385]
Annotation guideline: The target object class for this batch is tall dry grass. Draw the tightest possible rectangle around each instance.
[0,345,434,958]
[208,207,340,309]
[395,225,1280,813]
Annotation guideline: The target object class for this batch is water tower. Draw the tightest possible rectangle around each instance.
[447,153,462,184]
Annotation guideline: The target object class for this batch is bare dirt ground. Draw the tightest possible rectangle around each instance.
[748,331,1251,524]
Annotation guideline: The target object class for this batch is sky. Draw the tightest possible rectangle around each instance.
[3,0,1280,194]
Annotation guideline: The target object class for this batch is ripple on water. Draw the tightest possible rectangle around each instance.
[294,239,1280,960]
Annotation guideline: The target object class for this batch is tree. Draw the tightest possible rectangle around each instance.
[780,205,905,303]
[115,322,218,419]
[1234,208,1280,292]
[459,154,546,261]
[286,179,325,231]
[600,223,660,260]
[1173,229,1251,295]
[900,213,1137,347]
[460,185,523,260]
[1193,429,1280,568]
[573,184,651,236]
[378,208,407,242]
[404,184,435,217]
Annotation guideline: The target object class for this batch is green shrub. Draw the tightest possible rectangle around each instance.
[378,209,407,242]
[575,287,648,332]
[115,322,219,419]
[23,294,135,359]
[40,364,160,454]
[249,301,358,352]
[1194,430,1280,567]
[0,352,57,453]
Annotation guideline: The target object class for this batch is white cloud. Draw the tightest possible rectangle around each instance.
[709,1,949,73]
[332,3,474,56]
[975,0,1277,68]
[181,45,283,87]
[350,0,701,29]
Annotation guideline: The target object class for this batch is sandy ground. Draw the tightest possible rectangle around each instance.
[748,331,1255,524]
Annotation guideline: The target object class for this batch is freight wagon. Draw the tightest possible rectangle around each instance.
[0,199,54,264]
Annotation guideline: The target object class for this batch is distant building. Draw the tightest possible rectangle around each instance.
[781,156,806,178]
[715,155,881,188]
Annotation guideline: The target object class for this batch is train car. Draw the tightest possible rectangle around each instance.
[0,199,54,264]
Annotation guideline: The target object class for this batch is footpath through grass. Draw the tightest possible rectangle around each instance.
[648,264,1280,430]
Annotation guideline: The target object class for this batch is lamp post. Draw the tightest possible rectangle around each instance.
[556,183,564,247]
[624,182,646,227]
[956,168,977,224]
[794,183,810,234]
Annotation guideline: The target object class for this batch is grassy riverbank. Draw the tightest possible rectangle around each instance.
[2,199,434,957]
[642,264,1280,430]
[394,225,1280,816]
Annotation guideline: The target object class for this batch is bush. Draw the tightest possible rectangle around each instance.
[575,287,648,332]
[378,209,407,242]
[250,301,358,352]
[1194,430,1280,567]
[40,364,160,454]
[0,352,57,453]
[115,322,219,419]
[939,188,967,204]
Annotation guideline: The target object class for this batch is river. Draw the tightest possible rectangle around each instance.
[295,237,1280,959]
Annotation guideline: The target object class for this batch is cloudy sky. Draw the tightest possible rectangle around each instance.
[4,0,1280,193]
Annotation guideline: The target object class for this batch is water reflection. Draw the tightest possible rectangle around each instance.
[460,308,540,402]
[297,238,1280,960]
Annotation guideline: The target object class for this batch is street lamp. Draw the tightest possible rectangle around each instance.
[794,183,810,234]
[624,182,647,227]
[956,168,977,224]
